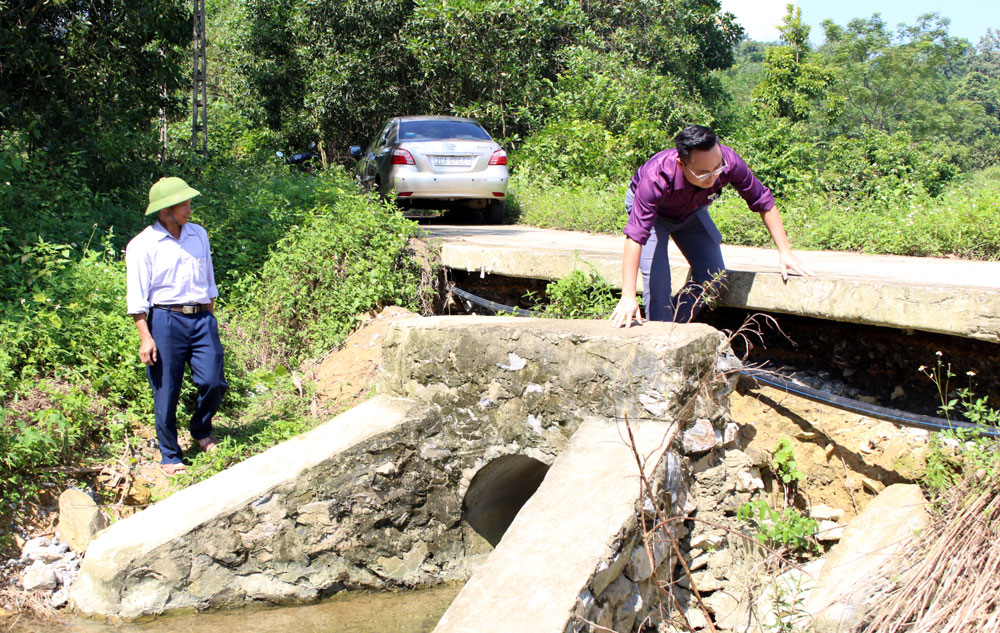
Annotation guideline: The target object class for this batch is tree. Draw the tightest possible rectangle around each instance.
[752,46,834,123]
[753,6,833,123]
[972,29,1000,79]
[404,0,586,141]
[219,0,309,135]
[580,0,744,105]
[952,48,1000,168]
[819,13,975,140]
[298,0,421,155]
[212,0,745,160]
[776,3,809,62]
[750,5,833,123]
[0,0,191,190]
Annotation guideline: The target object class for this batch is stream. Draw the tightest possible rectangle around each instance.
[9,584,462,633]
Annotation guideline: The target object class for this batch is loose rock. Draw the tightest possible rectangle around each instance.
[21,537,66,563]
[815,520,844,542]
[51,587,70,608]
[57,488,109,553]
[683,419,721,455]
[22,560,58,591]
[809,504,845,522]
[705,591,749,631]
[804,484,929,632]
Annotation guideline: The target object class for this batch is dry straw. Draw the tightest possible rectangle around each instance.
[858,472,1000,633]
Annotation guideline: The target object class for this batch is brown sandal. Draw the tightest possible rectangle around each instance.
[160,462,188,476]
[197,435,220,453]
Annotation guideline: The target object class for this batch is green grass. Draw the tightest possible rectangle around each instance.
[164,370,317,487]
[512,165,1000,260]
[509,173,628,234]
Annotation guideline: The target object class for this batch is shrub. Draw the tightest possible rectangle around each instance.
[228,194,425,367]
[515,118,633,183]
[0,243,144,404]
[514,47,716,186]
[817,128,958,200]
[528,266,621,319]
[0,243,144,537]
[549,47,710,139]
[509,172,627,234]
[737,499,821,556]
[184,166,357,288]
[0,154,144,295]
[726,116,817,199]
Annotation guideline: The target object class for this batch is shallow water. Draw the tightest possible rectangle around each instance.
[12,584,462,633]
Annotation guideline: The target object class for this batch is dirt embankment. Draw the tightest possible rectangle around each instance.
[732,381,928,520]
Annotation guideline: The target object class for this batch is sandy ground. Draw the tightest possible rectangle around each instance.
[308,306,421,414]
[732,381,928,520]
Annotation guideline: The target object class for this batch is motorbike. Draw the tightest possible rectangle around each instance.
[276,141,318,172]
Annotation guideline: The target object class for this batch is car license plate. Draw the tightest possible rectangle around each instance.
[433,156,472,166]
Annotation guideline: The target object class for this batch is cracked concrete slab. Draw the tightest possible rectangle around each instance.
[426,225,1000,343]
[432,417,676,633]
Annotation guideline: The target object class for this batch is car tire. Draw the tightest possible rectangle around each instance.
[484,200,506,224]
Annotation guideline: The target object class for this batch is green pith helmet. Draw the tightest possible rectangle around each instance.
[145,177,200,216]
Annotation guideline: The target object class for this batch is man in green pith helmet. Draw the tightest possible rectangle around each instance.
[125,177,227,476]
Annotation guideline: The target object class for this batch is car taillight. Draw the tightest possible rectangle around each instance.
[392,149,415,165]
[489,150,507,166]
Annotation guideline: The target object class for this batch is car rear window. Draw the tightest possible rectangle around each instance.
[398,120,492,141]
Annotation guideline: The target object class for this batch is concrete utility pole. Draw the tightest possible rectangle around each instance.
[192,0,208,153]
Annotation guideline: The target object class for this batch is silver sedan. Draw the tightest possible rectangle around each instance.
[349,116,509,223]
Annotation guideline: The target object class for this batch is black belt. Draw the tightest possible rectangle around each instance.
[153,304,210,314]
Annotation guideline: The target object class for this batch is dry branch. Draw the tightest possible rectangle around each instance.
[856,473,1000,633]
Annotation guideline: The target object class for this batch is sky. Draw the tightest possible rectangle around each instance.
[718,0,999,46]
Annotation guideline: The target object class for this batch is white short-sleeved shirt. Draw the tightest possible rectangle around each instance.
[125,221,219,314]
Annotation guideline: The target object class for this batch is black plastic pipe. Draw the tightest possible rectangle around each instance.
[451,287,537,318]
[737,368,998,437]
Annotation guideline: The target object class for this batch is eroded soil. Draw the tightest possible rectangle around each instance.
[732,380,928,521]
[307,306,421,413]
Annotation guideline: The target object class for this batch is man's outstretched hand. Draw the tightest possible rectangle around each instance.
[609,295,644,328]
[778,251,815,281]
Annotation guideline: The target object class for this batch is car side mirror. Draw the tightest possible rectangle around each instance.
[349,146,363,159]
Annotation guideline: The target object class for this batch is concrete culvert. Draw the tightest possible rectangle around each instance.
[462,455,549,547]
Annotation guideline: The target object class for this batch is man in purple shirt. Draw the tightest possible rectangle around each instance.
[609,125,813,327]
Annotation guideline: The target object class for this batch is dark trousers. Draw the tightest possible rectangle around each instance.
[626,190,727,322]
[147,308,227,464]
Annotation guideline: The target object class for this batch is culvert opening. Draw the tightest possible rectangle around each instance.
[462,455,549,547]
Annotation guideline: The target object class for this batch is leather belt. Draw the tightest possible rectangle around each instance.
[153,304,210,314]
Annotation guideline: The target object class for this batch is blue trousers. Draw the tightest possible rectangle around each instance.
[147,308,227,464]
[626,190,727,322]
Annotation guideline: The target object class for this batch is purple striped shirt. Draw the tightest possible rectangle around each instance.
[623,144,774,245]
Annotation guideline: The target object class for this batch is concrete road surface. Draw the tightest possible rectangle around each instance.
[423,225,1000,343]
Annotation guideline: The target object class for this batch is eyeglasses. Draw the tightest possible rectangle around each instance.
[683,157,727,181]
